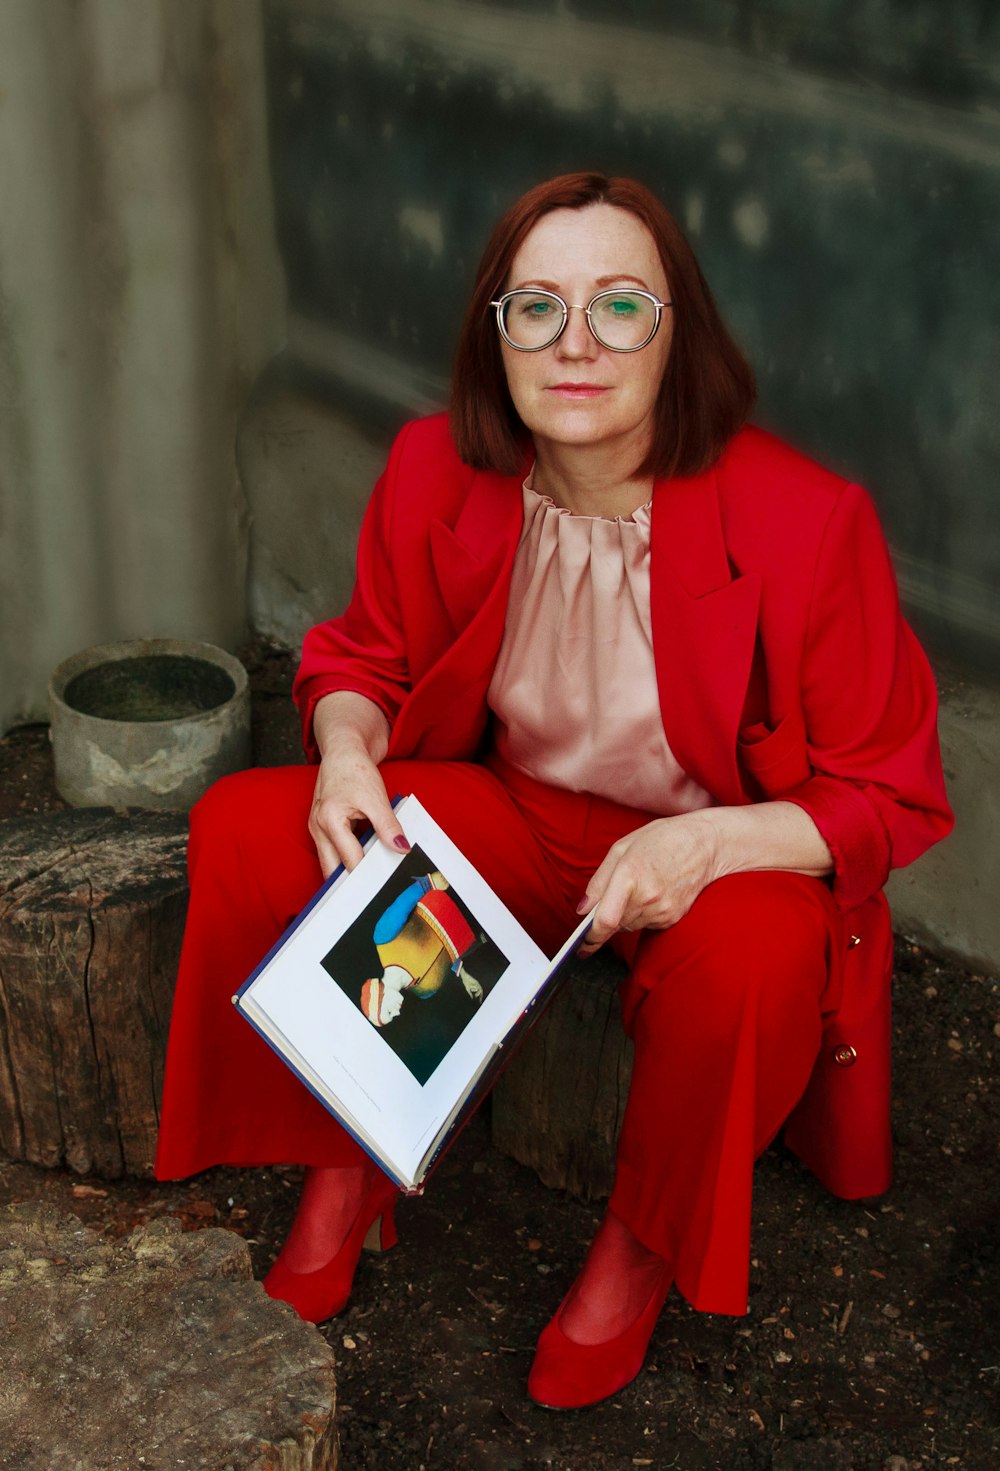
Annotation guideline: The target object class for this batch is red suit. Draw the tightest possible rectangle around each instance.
[157,414,952,1314]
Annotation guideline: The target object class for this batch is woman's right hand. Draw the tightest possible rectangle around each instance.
[308,692,409,877]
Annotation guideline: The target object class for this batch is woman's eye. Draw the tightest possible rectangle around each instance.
[517,298,555,317]
[604,297,638,316]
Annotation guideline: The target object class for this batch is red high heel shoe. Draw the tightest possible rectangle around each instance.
[263,1173,399,1324]
[527,1266,672,1409]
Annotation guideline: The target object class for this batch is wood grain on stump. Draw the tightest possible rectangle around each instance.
[0,810,189,1177]
[0,1203,338,1471]
[491,951,632,1200]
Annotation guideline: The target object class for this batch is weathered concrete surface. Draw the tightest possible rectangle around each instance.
[0,1204,338,1471]
[0,0,286,734]
[264,0,1000,677]
[887,670,1000,974]
[239,376,388,649]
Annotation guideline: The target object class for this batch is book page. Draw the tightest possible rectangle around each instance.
[386,800,553,1152]
[238,796,560,1183]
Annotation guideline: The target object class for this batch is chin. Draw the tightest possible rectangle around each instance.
[534,420,643,455]
[528,409,620,444]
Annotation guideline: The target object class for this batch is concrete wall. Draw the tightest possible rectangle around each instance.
[0,0,286,732]
[242,0,999,973]
[886,672,1000,974]
[2,1,992,969]
[240,370,385,649]
[258,0,1000,675]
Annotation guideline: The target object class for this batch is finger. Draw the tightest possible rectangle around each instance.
[579,890,656,956]
[574,870,620,954]
[323,771,409,859]
[310,795,364,871]
[312,817,365,877]
[583,836,633,908]
[366,792,411,857]
[313,829,342,881]
[588,864,642,949]
[313,788,407,874]
[579,903,618,953]
[330,821,366,874]
[573,893,603,954]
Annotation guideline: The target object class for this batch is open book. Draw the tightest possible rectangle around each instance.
[233,794,591,1193]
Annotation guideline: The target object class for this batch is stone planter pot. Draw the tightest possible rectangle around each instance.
[48,639,251,811]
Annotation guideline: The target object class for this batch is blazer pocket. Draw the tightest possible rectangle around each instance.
[737,711,812,797]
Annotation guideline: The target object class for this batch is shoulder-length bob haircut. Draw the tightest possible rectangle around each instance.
[450,172,756,480]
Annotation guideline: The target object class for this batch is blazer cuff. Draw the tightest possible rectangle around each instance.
[295,677,399,764]
[783,774,892,911]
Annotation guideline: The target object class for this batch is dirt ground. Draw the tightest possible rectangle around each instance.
[1,639,997,1471]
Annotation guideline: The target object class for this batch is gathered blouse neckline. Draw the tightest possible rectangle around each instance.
[486,478,715,818]
[523,470,652,526]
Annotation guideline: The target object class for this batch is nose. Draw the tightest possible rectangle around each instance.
[555,304,598,359]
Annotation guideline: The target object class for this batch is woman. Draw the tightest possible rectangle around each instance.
[155,172,952,1409]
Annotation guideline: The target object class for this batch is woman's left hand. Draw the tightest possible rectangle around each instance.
[577,801,835,953]
[578,813,720,954]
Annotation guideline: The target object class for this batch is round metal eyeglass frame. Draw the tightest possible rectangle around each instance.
[490,287,672,353]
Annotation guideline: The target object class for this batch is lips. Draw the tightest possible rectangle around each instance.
[546,383,609,398]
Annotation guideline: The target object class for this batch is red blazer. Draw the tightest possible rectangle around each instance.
[295,415,953,1199]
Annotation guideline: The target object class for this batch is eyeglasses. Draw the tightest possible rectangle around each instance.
[490,288,671,353]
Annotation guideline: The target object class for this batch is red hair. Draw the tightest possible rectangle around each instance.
[450,172,756,479]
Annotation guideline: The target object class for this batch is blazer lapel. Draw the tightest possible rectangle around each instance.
[427,463,525,635]
[390,465,524,758]
[392,452,761,793]
[650,464,760,806]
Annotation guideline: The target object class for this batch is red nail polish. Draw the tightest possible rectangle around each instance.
[393,835,411,852]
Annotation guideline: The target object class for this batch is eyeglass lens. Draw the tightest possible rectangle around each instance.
[498,290,659,350]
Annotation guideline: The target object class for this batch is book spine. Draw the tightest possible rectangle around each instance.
[231,991,418,1194]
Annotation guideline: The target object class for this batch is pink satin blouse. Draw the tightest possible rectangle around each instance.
[488,481,715,816]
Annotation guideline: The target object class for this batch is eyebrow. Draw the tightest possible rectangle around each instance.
[512,274,654,292]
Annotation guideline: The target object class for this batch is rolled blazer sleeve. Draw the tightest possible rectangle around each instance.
[782,482,953,909]
[292,427,414,762]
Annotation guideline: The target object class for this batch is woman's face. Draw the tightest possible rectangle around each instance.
[499,203,673,468]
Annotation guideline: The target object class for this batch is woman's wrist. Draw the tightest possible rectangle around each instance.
[689,801,834,883]
[313,691,391,766]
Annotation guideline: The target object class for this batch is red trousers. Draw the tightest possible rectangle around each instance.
[155,757,844,1315]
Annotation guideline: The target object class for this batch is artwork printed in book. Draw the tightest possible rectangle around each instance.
[320,845,510,1086]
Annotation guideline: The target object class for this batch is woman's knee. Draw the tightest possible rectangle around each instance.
[628,872,837,1034]
[701,871,835,975]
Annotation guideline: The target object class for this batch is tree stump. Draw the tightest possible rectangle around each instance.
[0,1202,339,1470]
[491,950,632,1200]
[0,810,189,1177]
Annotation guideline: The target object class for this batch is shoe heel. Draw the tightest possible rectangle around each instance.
[363,1200,397,1254]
